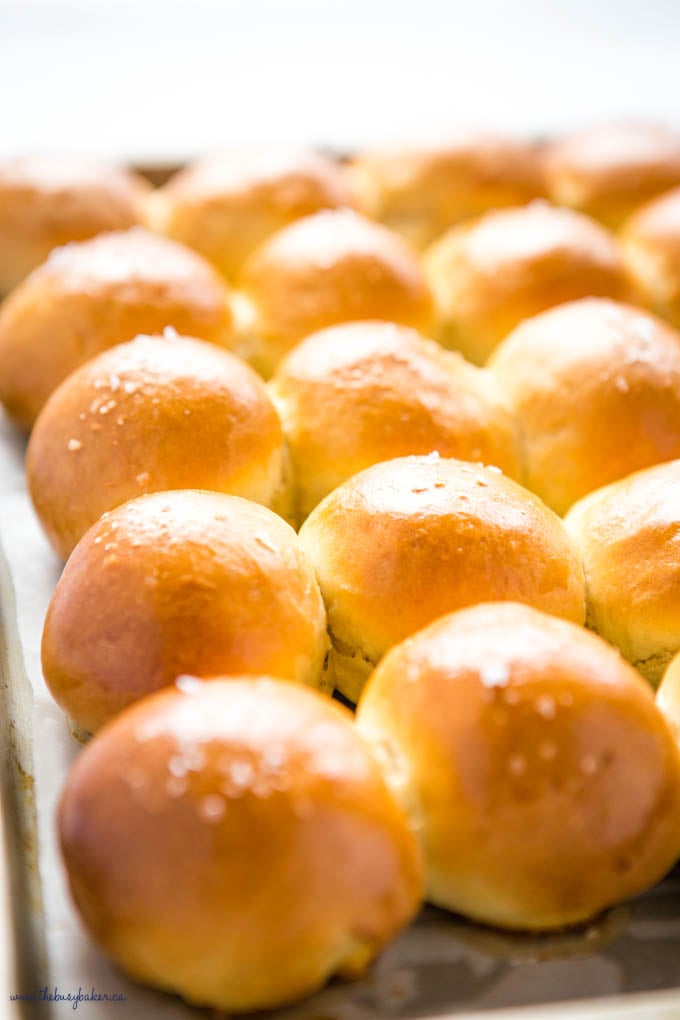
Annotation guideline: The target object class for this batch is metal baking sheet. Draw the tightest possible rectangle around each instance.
[2,401,680,1019]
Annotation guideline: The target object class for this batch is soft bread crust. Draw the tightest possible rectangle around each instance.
[0,155,151,296]
[658,655,680,744]
[489,298,680,514]
[356,602,680,931]
[235,209,434,377]
[58,678,423,1011]
[565,460,680,685]
[546,123,680,229]
[27,334,290,559]
[42,491,329,733]
[151,148,353,279]
[0,227,234,430]
[269,321,521,522]
[424,201,635,365]
[298,455,585,702]
[347,136,547,249]
[621,186,680,329]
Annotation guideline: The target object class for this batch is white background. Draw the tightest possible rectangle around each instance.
[1,0,680,161]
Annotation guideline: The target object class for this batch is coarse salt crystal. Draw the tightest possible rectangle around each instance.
[480,663,510,688]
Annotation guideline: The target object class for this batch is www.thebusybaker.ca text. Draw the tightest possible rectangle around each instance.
[10,986,127,1010]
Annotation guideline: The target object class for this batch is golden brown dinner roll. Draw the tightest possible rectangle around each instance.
[356,602,680,931]
[151,147,353,279]
[234,209,434,377]
[27,333,290,560]
[59,678,423,1011]
[42,491,329,733]
[0,227,234,430]
[565,459,680,686]
[489,298,680,515]
[348,135,547,249]
[0,155,151,296]
[424,201,635,364]
[621,186,680,329]
[546,123,680,229]
[298,455,585,702]
[658,654,680,742]
[270,321,520,522]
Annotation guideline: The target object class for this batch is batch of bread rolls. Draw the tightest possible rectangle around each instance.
[4,122,680,1012]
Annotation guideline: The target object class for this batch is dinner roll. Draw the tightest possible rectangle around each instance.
[347,135,547,249]
[546,123,680,229]
[42,491,329,733]
[658,654,680,743]
[27,333,290,560]
[356,602,680,931]
[0,155,151,296]
[424,201,635,364]
[489,298,680,515]
[621,186,680,329]
[234,209,433,377]
[0,227,234,430]
[565,459,680,686]
[59,678,423,1011]
[270,321,520,522]
[151,147,352,279]
[298,455,585,702]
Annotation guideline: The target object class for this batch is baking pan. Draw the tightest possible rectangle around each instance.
[1,157,680,1014]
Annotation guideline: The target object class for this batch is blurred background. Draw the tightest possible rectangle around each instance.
[2,0,680,161]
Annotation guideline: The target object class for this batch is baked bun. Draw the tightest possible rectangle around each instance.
[356,601,680,931]
[0,227,234,430]
[658,649,680,743]
[151,147,353,279]
[42,491,329,733]
[546,123,680,229]
[565,459,680,685]
[621,186,680,329]
[27,333,290,560]
[0,155,151,296]
[489,298,680,515]
[269,321,520,522]
[347,135,547,249]
[234,209,433,377]
[424,201,635,364]
[298,455,585,702]
[58,678,423,1011]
